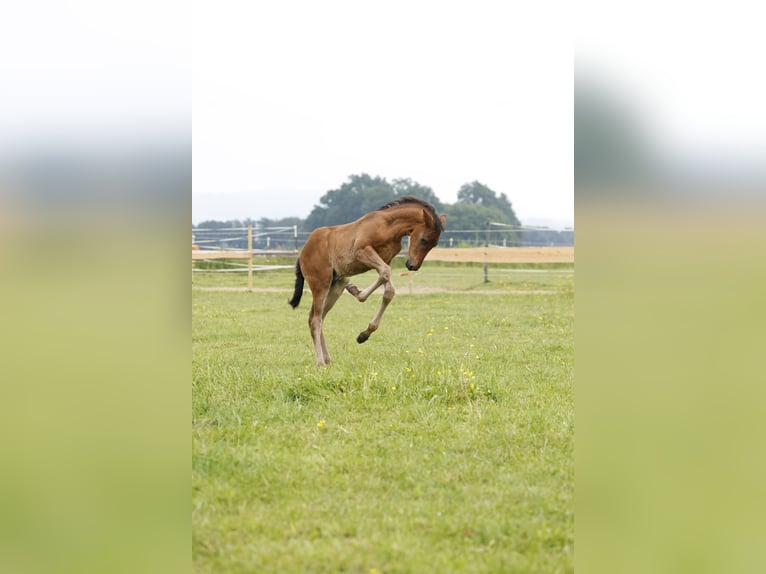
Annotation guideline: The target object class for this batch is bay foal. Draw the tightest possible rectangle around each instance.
[288,196,446,366]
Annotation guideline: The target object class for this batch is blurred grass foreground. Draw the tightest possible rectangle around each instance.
[576,72,766,574]
[0,143,191,574]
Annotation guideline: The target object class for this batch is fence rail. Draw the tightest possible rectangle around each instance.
[192,224,574,290]
[192,224,574,253]
[192,250,297,260]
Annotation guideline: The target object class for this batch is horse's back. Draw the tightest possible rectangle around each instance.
[301,221,377,278]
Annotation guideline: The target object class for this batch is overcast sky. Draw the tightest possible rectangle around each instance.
[192,1,573,224]
[2,1,763,226]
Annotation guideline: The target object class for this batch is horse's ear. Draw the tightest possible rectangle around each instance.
[421,208,435,227]
[439,214,447,228]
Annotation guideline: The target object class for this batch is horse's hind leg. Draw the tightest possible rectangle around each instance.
[305,272,335,367]
[324,277,349,318]
[308,293,328,366]
[317,277,348,363]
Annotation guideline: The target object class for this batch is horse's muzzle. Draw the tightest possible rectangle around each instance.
[405,259,420,271]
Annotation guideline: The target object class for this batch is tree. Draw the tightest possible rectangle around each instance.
[303,174,396,231]
[444,202,500,230]
[193,219,242,229]
[392,178,446,212]
[440,182,523,246]
[456,181,520,226]
[303,174,450,232]
[257,216,302,229]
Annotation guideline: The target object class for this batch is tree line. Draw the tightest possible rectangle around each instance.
[193,174,572,247]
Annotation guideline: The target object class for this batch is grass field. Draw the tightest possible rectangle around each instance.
[192,261,573,573]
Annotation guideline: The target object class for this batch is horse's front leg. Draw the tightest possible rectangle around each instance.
[344,246,395,344]
[356,279,395,344]
[345,246,391,301]
[345,276,385,302]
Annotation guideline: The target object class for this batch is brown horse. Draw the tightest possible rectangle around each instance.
[288,196,446,366]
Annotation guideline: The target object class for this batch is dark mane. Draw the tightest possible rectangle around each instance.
[378,196,443,231]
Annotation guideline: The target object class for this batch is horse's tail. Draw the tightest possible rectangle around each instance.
[288,259,304,308]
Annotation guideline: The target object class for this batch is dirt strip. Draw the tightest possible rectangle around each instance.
[425,246,574,264]
[192,286,557,295]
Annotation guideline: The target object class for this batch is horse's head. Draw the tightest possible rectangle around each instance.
[406,209,447,271]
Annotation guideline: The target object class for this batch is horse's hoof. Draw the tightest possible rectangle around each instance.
[357,332,369,344]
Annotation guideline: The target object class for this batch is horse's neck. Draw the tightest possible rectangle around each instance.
[388,207,423,237]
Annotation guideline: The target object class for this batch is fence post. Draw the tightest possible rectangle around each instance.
[247,225,253,291]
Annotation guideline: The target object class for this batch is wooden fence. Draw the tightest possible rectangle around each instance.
[193,226,573,290]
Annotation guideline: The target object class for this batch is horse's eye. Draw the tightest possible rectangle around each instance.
[419,237,429,245]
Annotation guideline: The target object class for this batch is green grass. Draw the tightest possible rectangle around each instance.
[192,265,573,573]
[192,257,573,292]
